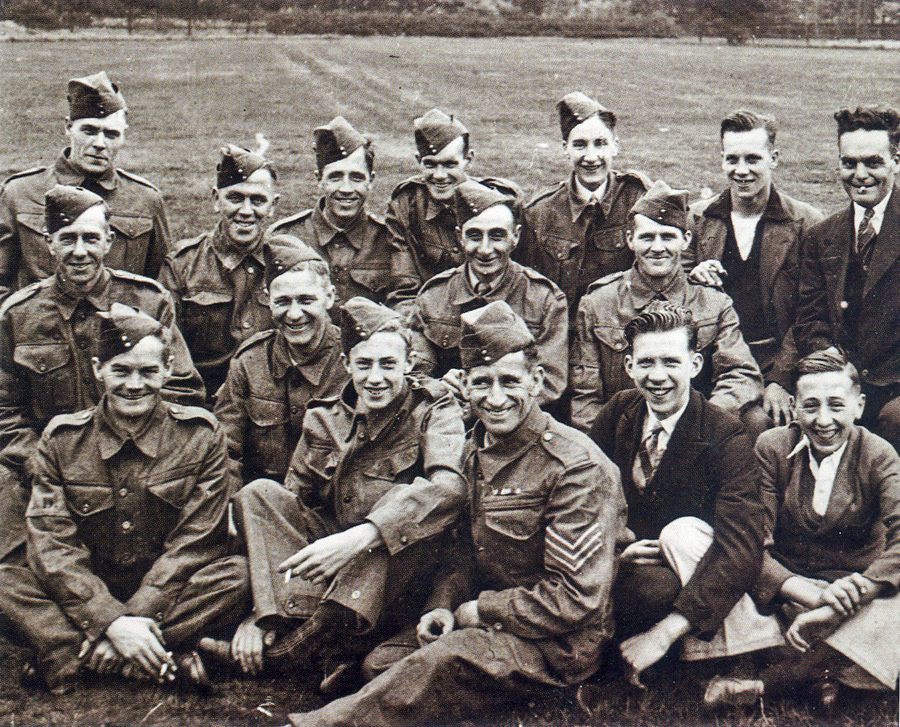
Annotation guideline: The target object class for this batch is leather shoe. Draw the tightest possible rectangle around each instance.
[703,676,764,709]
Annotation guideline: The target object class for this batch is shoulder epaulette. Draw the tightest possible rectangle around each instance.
[526,181,567,208]
[390,177,426,198]
[1,167,46,187]
[367,210,388,227]
[587,269,626,293]
[170,232,208,255]
[117,169,161,192]
[538,420,594,469]
[166,403,218,427]
[418,267,456,293]
[622,168,653,189]
[305,395,341,411]
[518,263,555,286]
[44,408,94,436]
[233,329,277,357]
[108,268,167,292]
[268,210,313,235]
[0,280,43,317]
[409,375,451,401]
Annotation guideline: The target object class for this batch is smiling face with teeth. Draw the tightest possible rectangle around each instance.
[416,135,472,202]
[344,330,413,413]
[794,369,865,458]
[563,113,618,192]
[838,128,900,209]
[268,267,334,354]
[625,327,703,419]
[93,335,172,422]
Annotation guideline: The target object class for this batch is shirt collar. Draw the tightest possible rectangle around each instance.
[345,381,415,444]
[628,264,688,309]
[51,268,113,319]
[210,222,265,271]
[55,149,118,191]
[787,433,850,468]
[452,261,514,304]
[270,324,338,384]
[567,171,614,222]
[97,395,166,459]
[475,403,547,473]
[853,190,892,234]
[312,201,364,249]
[424,188,454,222]
[644,398,689,438]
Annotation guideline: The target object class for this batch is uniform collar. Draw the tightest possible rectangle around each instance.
[703,185,790,223]
[474,404,547,478]
[344,380,415,444]
[270,323,338,384]
[451,261,515,304]
[96,395,167,459]
[423,185,455,222]
[210,222,266,271]
[312,200,365,249]
[627,264,688,309]
[55,148,118,191]
[51,268,113,319]
[567,171,616,223]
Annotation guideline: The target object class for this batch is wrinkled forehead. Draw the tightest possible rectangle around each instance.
[268,267,330,296]
[69,109,128,132]
[838,127,893,157]
[462,203,516,232]
[348,330,409,360]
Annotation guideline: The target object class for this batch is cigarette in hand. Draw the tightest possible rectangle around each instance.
[284,569,292,584]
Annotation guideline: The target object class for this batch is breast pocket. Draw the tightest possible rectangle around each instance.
[247,397,290,478]
[543,235,581,293]
[147,476,194,543]
[586,224,632,280]
[13,343,76,412]
[478,495,545,574]
[108,215,154,274]
[15,213,54,277]
[353,444,421,519]
[64,483,114,551]
[179,289,235,355]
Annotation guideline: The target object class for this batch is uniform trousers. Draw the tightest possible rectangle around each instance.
[0,555,248,690]
[233,479,445,636]
[287,626,563,727]
[617,517,784,660]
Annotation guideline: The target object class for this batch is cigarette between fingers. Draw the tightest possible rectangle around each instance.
[285,569,292,583]
[160,662,168,678]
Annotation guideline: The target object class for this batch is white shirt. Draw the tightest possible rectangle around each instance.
[853,192,891,237]
[730,212,763,261]
[643,399,690,455]
[574,175,608,206]
[787,435,849,517]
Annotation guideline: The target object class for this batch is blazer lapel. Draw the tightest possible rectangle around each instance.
[650,390,707,485]
[864,185,900,298]
[759,191,794,301]
[825,208,854,313]
[817,427,861,532]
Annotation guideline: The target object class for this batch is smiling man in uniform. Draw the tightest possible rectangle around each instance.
[0,71,170,296]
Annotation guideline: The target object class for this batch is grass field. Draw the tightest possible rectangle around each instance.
[1,34,899,727]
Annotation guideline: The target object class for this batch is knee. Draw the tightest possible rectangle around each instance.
[658,516,710,552]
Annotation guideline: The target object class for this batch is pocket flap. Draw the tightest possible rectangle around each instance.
[247,397,289,427]
[592,323,627,352]
[482,500,542,540]
[182,290,234,306]
[363,444,419,480]
[14,343,72,374]
[64,483,113,517]
[148,477,192,508]
[546,235,579,261]
[109,215,153,240]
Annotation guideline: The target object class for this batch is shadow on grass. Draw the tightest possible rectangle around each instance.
[0,636,895,727]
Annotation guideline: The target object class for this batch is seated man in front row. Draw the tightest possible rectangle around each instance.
[280,300,625,727]
[706,349,900,709]
[590,305,779,686]
[410,179,568,407]
[0,305,247,694]
[571,180,766,439]
[228,297,466,684]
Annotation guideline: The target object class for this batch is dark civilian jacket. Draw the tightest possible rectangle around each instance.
[753,423,900,606]
[793,184,900,387]
[589,388,766,636]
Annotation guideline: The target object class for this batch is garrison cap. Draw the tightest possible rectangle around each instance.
[454,179,516,228]
[630,179,690,231]
[67,71,127,121]
[96,303,166,363]
[414,109,468,158]
[216,143,274,189]
[45,184,106,235]
[459,300,534,370]
[557,91,615,140]
[264,234,326,288]
[340,296,404,355]
[314,116,370,172]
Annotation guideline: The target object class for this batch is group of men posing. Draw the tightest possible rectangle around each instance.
[0,70,897,725]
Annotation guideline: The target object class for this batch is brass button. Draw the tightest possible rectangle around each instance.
[399,535,408,544]
[542,432,553,441]
[840,300,849,310]
[82,502,90,513]
[121,520,132,532]
[351,590,361,599]
[119,488,128,497]
[493,622,503,631]
[38,363,46,372]
[343,495,352,504]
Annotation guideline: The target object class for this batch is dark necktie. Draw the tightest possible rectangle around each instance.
[632,422,664,491]
[856,207,876,256]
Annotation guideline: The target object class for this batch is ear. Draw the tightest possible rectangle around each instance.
[611,135,620,156]
[511,223,522,249]
[64,117,73,134]
[529,364,545,398]
[626,227,636,252]
[323,282,336,311]
[414,153,422,165]
[855,391,867,421]
[162,354,174,380]
[770,148,780,168]
[681,229,692,252]
[465,149,475,163]
[212,187,222,213]
[341,352,351,375]
[404,347,416,375]
[91,356,103,382]
[268,193,281,215]
[789,394,797,421]
[689,351,704,378]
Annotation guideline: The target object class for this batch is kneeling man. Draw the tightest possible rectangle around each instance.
[0,305,247,693]
[283,301,625,727]
[590,305,778,682]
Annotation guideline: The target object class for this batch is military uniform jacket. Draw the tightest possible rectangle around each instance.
[518,170,650,324]
[591,388,765,635]
[0,269,205,475]
[685,187,824,386]
[159,223,271,391]
[410,260,568,405]
[753,423,900,606]
[267,201,419,311]
[569,266,763,433]
[0,150,170,295]
[214,325,348,484]
[385,175,521,291]
[25,397,229,641]
[285,378,466,532]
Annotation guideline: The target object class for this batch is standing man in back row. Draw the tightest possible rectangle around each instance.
[385,108,520,295]
[0,71,170,297]
[685,109,823,427]
[518,92,651,326]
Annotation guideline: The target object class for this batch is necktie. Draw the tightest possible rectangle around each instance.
[632,421,664,491]
[856,207,876,256]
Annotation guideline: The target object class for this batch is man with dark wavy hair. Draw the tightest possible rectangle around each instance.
[792,105,900,452]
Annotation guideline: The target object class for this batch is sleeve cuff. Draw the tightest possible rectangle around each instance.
[69,592,128,642]
[125,584,173,623]
[476,590,508,632]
